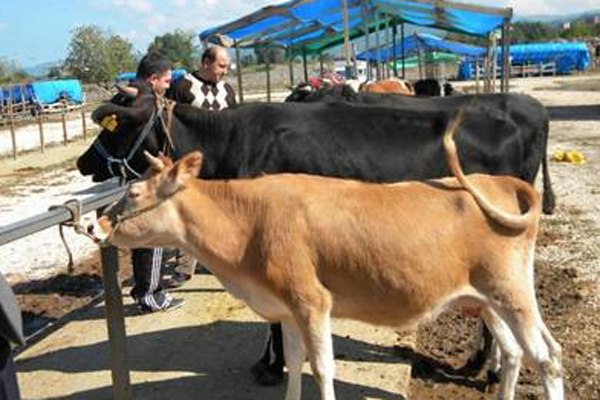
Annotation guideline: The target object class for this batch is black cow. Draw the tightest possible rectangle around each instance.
[77,94,554,385]
[414,78,442,97]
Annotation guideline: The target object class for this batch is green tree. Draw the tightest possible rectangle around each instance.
[254,47,285,64]
[148,30,199,70]
[64,25,111,84]
[107,35,137,76]
[48,65,63,79]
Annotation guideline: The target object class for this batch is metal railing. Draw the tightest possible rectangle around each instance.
[0,182,132,400]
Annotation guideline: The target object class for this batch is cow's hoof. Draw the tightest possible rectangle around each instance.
[250,362,284,386]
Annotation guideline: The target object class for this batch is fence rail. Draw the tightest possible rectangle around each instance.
[0,183,131,400]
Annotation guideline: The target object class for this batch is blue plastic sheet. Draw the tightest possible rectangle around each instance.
[458,42,592,79]
[200,0,510,50]
[356,33,485,62]
[115,68,187,84]
[30,80,84,104]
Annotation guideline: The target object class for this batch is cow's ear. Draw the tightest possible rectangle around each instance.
[92,103,134,132]
[170,151,203,187]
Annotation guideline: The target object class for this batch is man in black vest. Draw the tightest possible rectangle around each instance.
[166,46,237,288]
[124,53,185,313]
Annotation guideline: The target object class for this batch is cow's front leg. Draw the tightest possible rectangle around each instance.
[282,319,307,400]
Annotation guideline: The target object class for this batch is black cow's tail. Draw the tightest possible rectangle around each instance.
[540,116,556,214]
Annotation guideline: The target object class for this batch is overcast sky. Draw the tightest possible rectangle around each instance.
[0,0,598,67]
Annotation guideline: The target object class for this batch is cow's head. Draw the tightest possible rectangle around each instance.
[77,94,173,182]
[95,151,203,248]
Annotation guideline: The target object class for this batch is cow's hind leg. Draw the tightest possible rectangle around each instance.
[480,308,523,400]
[492,301,563,400]
[251,323,285,386]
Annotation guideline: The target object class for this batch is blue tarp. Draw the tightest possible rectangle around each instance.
[458,42,592,79]
[356,33,485,62]
[115,68,187,83]
[200,0,511,51]
[30,80,84,104]
[0,85,36,105]
[1,79,84,105]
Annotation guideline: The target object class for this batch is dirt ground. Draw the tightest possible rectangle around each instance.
[8,74,600,399]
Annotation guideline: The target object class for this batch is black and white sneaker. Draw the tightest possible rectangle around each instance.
[139,298,185,314]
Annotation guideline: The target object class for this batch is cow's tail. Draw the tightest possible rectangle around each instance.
[540,116,556,214]
[443,111,538,231]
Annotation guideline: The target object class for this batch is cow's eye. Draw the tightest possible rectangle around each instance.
[127,189,140,200]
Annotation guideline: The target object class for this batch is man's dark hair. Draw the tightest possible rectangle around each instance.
[136,52,172,81]
[201,46,224,64]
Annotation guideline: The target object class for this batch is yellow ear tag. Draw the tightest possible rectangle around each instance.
[100,114,119,132]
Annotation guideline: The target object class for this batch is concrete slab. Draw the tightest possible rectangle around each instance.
[16,274,414,399]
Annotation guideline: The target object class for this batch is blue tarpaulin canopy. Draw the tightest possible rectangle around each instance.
[458,42,592,79]
[356,32,485,62]
[200,0,511,54]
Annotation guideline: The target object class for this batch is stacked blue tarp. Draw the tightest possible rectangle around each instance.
[458,42,591,79]
[356,33,485,62]
[30,80,84,104]
[0,85,36,105]
[506,42,591,73]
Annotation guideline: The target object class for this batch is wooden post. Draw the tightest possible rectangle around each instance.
[319,53,324,76]
[289,55,295,86]
[392,22,398,77]
[302,47,308,83]
[81,104,87,140]
[341,0,351,78]
[61,99,68,146]
[100,245,132,400]
[375,11,381,80]
[475,60,481,94]
[38,112,45,154]
[401,23,406,79]
[364,14,371,81]
[265,49,271,102]
[385,16,391,79]
[234,40,244,104]
[8,84,17,159]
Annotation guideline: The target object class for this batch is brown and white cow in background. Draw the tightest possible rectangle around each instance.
[359,77,415,95]
[94,113,563,400]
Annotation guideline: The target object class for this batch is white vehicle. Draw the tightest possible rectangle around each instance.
[334,59,368,83]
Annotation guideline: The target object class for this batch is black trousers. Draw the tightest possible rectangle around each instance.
[0,339,20,400]
[130,247,170,311]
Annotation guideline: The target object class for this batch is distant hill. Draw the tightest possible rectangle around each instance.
[22,61,61,77]
[516,9,600,24]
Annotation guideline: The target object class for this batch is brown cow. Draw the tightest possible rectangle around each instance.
[359,77,415,95]
[94,114,563,400]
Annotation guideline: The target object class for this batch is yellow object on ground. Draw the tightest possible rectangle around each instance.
[552,150,586,164]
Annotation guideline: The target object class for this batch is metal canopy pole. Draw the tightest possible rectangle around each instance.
[502,15,512,93]
[401,22,406,79]
[234,40,244,103]
[385,15,391,79]
[302,47,308,82]
[392,21,398,77]
[288,49,295,87]
[375,11,382,80]
[341,0,352,78]
[362,6,372,81]
[265,47,271,102]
